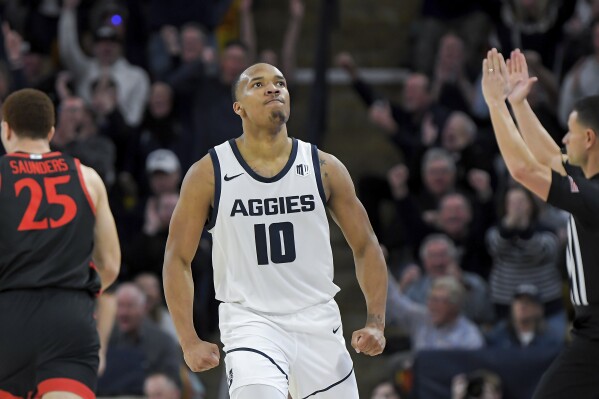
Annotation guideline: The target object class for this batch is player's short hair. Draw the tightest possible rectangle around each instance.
[2,88,55,139]
[573,95,599,135]
[232,72,242,103]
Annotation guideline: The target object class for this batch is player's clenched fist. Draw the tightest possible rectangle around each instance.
[182,340,221,372]
[351,326,386,356]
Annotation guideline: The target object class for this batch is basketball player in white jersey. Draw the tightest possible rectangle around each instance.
[163,63,387,399]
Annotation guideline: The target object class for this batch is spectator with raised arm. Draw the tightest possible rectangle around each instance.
[387,275,484,351]
[430,32,476,114]
[240,0,304,84]
[398,234,494,325]
[2,23,58,100]
[58,0,150,127]
[486,184,566,337]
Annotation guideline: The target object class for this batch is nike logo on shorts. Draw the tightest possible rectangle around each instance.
[333,325,341,334]
[224,173,244,181]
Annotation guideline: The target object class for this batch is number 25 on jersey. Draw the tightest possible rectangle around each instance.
[15,176,77,231]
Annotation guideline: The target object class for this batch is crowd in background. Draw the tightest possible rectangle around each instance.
[1,0,599,398]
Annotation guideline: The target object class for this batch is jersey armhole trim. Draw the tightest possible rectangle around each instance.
[74,158,96,215]
[311,144,327,206]
[206,148,221,230]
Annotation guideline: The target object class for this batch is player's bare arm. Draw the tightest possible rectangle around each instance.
[96,291,116,376]
[319,150,387,356]
[506,49,565,173]
[163,155,221,372]
[483,49,562,201]
[80,164,120,291]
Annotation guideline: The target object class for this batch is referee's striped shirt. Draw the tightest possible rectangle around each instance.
[548,162,599,339]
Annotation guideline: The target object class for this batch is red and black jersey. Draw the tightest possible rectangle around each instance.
[0,152,100,294]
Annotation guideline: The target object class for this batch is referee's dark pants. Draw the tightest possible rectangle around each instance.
[533,336,599,398]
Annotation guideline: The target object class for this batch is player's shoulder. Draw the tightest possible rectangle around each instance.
[315,149,348,176]
[182,153,215,189]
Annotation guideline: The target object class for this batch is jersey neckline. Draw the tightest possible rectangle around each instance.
[228,138,298,183]
[7,151,61,159]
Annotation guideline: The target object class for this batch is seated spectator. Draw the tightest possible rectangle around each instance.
[123,192,179,280]
[486,284,565,349]
[97,283,181,396]
[155,22,216,80]
[407,0,490,75]
[89,75,132,170]
[145,373,181,399]
[145,370,205,399]
[440,112,496,194]
[383,148,462,257]
[387,275,484,351]
[126,81,184,187]
[486,185,566,338]
[2,23,59,102]
[451,369,502,399]
[115,147,181,238]
[166,40,249,160]
[65,107,117,188]
[559,19,599,127]
[134,272,178,342]
[370,379,402,399]
[52,96,85,150]
[145,148,182,202]
[395,186,494,278]
[336,52,450,173]
[430,32,476,114]
[483,0,576,69]
[399,234,494,325]
[58,0,150,127]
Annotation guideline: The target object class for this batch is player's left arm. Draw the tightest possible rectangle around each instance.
[81,165,121,290]
[319,150,387,356]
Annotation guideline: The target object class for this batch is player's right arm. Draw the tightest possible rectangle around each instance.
[506,49,565,174]
[81,165,120,291]
[163,155,220,372]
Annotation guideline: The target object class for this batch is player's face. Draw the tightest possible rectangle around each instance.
[564,111,588,166]
[235,64,290,127]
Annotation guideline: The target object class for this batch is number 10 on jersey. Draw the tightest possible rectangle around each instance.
[254,222,296,265]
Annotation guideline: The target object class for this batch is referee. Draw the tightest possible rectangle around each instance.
[482,48,599,398]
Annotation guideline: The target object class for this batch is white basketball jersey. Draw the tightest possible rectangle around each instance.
[207,138,340,313]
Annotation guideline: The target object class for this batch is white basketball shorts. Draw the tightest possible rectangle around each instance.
[219,299,358,398]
